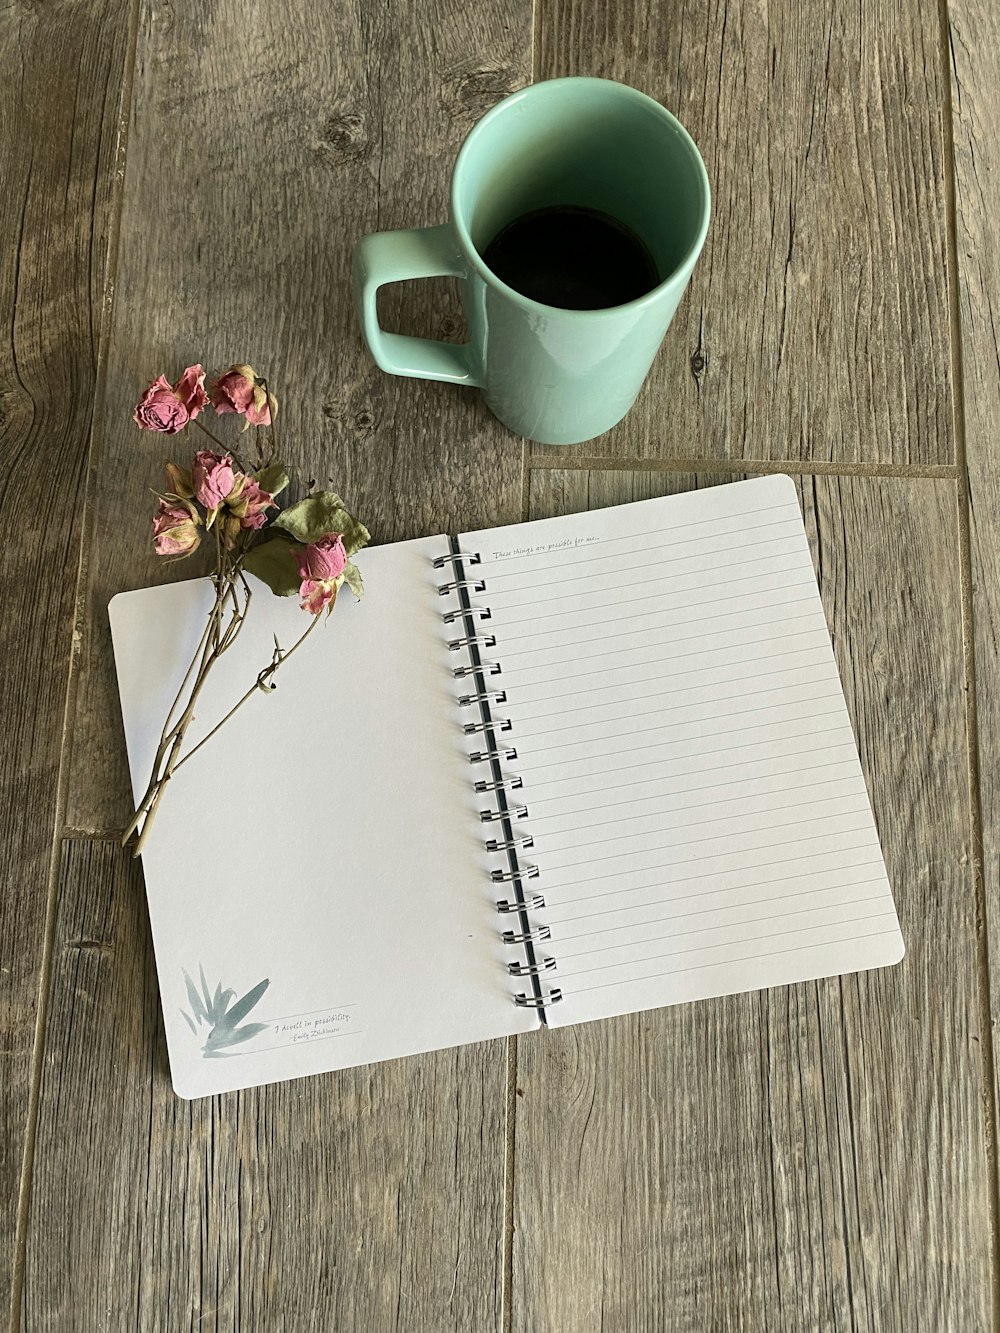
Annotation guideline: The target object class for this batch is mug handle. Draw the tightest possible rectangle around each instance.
[353,223,482,386]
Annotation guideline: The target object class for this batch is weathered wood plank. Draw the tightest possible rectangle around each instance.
[65,0,530,833]
[26,0,531,1327]
[0,0,137,1316]
[512,471,990,1330]
[25,839,509,1331]
[530,0,954,466]
[948,0,1000,1202]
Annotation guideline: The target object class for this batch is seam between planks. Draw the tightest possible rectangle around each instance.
[501,1035,518,1333]
[519,440,532,520]
[525,456,960,478]
[937,0,1000,1325]
[7,2,144,1329]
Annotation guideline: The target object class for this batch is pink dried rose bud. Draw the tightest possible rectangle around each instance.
[152,498,201,556]
[133,375,190,434]
[192,449,237,513]
[227,475,275,530]
[210,365,254,415]
[171,363,209,419]
[210,364,276,427]
[244,385,275,427]
[296,536,347,615]
[296,533,347,582]
[299,578,339,616]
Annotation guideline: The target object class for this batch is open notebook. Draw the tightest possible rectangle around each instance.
[110,475,904,1098]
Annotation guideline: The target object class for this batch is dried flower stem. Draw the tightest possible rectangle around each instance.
[123,583,230,852]
[168,608,322,776]
[192,415,230,453]
[259,376,279,463]
[122,553,272,855]
[194,415,253,477]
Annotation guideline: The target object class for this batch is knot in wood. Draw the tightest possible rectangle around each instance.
[444,69,523,122]
[318,112,370,165]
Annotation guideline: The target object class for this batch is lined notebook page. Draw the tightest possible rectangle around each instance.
[460,476,903,1028]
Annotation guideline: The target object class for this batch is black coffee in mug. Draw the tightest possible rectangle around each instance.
[481,205,660,310]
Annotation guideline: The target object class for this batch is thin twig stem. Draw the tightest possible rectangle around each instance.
[122,575,248,849]
[192,415,229,452]
[259,376,278,465]
[193,415,251,474]
[170,611,322,775]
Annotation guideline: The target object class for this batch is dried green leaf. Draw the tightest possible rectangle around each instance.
[342,561,364,600]
[165,462,195,499]
[273,492,370,556]
[254,463,290,498]
[243,539,301,598]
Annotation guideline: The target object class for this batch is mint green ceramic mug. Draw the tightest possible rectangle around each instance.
[353,77,710,445]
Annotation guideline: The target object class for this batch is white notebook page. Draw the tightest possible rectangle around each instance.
[111,536,536,1099]
[461,476,903,1028]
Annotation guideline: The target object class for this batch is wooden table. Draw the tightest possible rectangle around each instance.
[3,0,999,1327]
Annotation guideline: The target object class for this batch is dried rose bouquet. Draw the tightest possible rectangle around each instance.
[124,362,368,854]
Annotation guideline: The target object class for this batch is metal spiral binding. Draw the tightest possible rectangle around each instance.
[496,892,544,912]
[510,990,563,1008]
[503,924,552,945]
[460,689,506,709]
[437,538,563,1016]
[443,606,490,625]
[432,550,481,569]
[464,718,513,736]
[481,804,527,822]
[449,634,496,652]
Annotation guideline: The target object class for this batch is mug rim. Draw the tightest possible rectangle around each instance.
[450,76,712,319]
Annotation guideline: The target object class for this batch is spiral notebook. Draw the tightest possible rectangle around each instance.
[110,475,904,1098]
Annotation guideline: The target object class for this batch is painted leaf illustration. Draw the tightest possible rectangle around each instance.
[223,978,270,1028]
[180,968,270,1058]
[183,971,207,1023]
[204,1022,268,1055]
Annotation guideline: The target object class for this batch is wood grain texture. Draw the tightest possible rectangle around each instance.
[25,839,509,1331]
[531,0,954,466]
[65,0,531,832]
[0,0,137,1316]
[22,0,531,1328]
[949,0,1000,1194]
[512,470,990,1331]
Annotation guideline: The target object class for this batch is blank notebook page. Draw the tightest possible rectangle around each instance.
[461,475,904,1028]
[110,536,537,1100]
